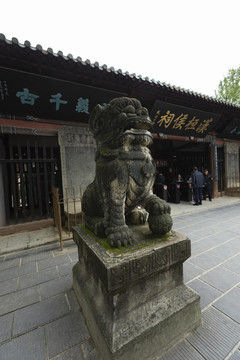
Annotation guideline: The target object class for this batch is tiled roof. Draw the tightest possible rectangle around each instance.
[0,33,239,110]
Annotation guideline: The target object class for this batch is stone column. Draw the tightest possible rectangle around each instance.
[212,142,218,197]
[224,141,239,188]
[58,125,96,214]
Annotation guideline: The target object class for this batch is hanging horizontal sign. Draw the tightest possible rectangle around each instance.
[219,118,240,140]
[150,100,220,138]
[155,159,168,167]
[0,67,126,122]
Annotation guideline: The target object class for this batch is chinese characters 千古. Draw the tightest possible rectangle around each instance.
[14,87,107,115]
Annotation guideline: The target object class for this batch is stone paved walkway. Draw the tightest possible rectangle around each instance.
[161,201,240,360]
[0,198,240,359]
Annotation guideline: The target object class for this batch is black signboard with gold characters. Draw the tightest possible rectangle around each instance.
[150,100,220,138]
[0,67,126,122]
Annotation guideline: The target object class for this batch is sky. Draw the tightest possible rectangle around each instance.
[1,0,240,98]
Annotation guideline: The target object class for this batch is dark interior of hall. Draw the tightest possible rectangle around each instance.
[151,139,211,184]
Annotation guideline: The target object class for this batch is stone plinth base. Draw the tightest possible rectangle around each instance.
[72,225,201,360]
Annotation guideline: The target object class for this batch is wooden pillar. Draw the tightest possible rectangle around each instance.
[210,139,218,198]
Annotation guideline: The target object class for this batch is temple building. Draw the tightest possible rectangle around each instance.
[0,34,240,229]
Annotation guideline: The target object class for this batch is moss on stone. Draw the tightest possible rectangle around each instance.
[81,225,170,254]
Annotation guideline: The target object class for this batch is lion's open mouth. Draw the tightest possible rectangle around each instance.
[123,129,152,137]
[124,116,153,132]
[120,127,153,147]
[122,116,153,142]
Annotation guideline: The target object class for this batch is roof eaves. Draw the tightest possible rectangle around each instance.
[1,33,240,109]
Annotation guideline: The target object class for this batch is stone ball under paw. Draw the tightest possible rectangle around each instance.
[148,213,173,235]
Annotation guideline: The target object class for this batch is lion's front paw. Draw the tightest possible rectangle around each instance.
[126,208,148,225]
[148,213,173,235]
[106,225,134,248]
[145,195,171,216]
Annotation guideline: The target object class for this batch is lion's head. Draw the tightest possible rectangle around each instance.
[89,97,153,150]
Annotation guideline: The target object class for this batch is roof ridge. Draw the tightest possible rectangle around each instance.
[0,33,239,109]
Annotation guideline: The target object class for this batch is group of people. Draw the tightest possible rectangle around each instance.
[191,167,213,205]
[154,167,213,205]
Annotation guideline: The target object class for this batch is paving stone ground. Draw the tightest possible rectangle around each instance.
[0,199,240,359]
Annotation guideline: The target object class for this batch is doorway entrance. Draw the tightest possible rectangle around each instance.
[0,135,61,225]
[152,139,209,184]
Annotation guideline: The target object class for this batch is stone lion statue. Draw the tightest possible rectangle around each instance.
[82,97,172,247]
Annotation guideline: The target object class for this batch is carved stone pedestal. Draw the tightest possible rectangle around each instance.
[72,226,201,360]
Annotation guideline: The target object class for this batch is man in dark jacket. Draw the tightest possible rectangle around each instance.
[203,169,213,201]
[154,171,166,198]
[192,167,205,205]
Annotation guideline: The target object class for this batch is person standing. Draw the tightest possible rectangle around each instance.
[154,171,166,197]
[176,174,183,182]
[203,169,213,201]
[157,172,165,185]
[192,167,205,205]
